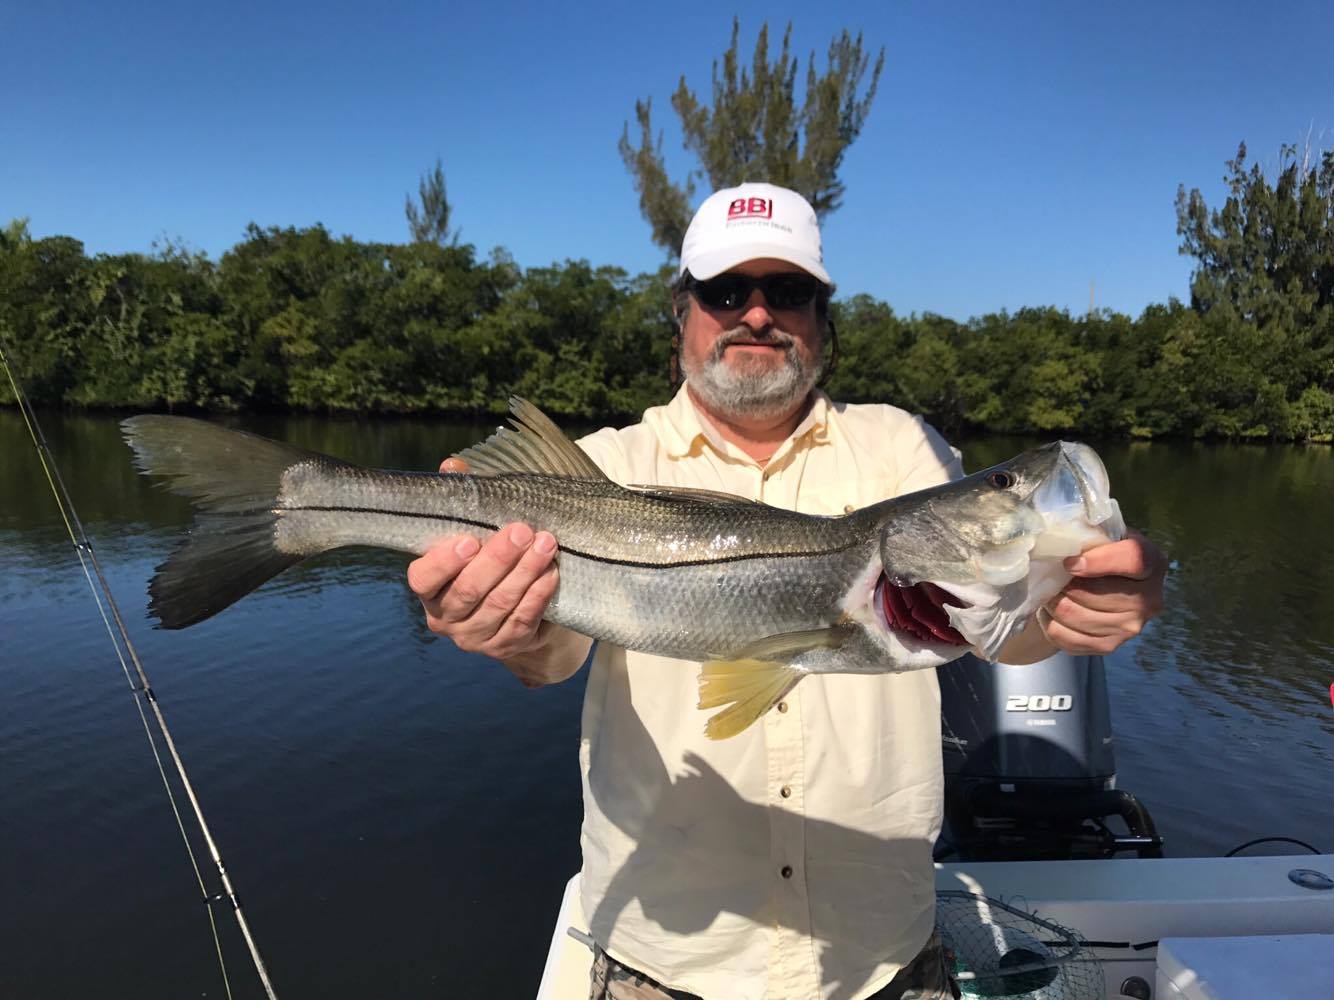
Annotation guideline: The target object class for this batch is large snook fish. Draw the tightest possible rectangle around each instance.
[122,399,1125,739]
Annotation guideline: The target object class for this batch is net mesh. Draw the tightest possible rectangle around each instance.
[937,891,1104,1000]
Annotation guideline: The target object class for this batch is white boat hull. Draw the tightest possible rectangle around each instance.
[537,854,1334,999]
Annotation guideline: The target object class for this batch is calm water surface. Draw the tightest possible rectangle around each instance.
[2,410,1332,998]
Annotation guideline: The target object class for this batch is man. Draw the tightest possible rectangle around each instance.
[407,184,1166,999]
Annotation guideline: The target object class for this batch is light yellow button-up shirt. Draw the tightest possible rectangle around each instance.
[575,384,964,1000]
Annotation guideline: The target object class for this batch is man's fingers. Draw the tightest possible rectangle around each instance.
[487,563,560,655]
[407,522,561,662]
[1054,578,1148,614]
[407,535,481,600]
[1045,594,1143,638]
[440,456,470,474]
[436,523,539,623]
[1065,531,1164,581]
[474,533,560,633]
[1040,527,1167,658]
[1038,613,1126,656]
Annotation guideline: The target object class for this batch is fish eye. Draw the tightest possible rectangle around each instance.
[986,471,1014,490]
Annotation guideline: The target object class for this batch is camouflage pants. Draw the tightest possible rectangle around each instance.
[588,931,959,1000]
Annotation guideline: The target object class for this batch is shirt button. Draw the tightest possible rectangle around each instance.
[780,865,793,879]
[776,701,788,713]
[843,504,855,514]
[780,785,792,798]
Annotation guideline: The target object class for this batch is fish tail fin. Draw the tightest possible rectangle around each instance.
[697,659,804,740]
[148,521,304,629]
[121,416,336,629]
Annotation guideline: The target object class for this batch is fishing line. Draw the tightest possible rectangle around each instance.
[1,340,279,1000]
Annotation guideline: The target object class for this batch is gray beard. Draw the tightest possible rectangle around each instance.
[682,327,823,423]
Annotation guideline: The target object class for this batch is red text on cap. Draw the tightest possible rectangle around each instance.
[728,197,772,220]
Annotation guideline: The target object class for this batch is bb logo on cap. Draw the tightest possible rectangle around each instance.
[727,197,773,221]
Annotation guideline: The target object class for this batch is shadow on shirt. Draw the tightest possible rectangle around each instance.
[585,696,936,1000]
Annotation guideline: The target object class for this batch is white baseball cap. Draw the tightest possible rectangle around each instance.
[678,182,831,285]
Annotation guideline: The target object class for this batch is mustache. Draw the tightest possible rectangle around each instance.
[709,326,798,361]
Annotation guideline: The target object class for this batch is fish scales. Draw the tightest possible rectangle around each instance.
[274,460,879,658]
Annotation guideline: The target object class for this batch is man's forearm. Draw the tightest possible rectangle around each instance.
[503,623,594,687]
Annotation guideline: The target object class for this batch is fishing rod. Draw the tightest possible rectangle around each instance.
[1,340,280,1000]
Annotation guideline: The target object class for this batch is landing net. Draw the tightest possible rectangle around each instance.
[938,890,1104,1000]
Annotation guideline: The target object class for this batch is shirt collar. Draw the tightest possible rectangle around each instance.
[648,382,832,463]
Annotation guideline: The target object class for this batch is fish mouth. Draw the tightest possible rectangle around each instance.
[876,576,970,647]
[1037,442,1123,538]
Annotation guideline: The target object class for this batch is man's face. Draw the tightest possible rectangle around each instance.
[679,258,824,422]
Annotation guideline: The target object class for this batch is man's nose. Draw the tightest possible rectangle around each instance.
[738,293,774,331]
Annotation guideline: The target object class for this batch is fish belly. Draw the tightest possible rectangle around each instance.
[549,550,861,661]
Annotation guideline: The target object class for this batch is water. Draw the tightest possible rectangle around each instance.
[2,410,1332,998]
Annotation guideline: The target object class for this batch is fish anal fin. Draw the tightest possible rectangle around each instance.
[699,660,804,741]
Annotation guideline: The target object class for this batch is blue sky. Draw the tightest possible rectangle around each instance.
[4,0,1330,319]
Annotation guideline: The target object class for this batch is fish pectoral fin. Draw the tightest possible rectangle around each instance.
[720,625,853,663]
[697,627,851,740]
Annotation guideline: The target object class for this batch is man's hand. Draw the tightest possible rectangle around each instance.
[406,456,591,687]
[1040,530,1167,655]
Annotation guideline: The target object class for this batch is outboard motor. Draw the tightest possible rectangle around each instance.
[937,652,1162,861]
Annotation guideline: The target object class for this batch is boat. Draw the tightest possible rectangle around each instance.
[537,854,1334,999]
[534,653,1334,998]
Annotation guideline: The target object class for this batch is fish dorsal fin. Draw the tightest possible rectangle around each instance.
[626,484,757,505]
[454,397,607,480]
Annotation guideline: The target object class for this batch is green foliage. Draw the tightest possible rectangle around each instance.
[619,100,697,255]
[4,138,1333,447]
[0,221,676,421]
[821,291,1330,442]
[405,158,458,246]
[465,260,672,419]
[0,232,88,404]
[1177,142,1334,329]
[620,19,884,255]
[1,217,31,252]
[1174,140,1334,442]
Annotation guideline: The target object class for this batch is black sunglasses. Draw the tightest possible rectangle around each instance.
[685,271,823,311]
